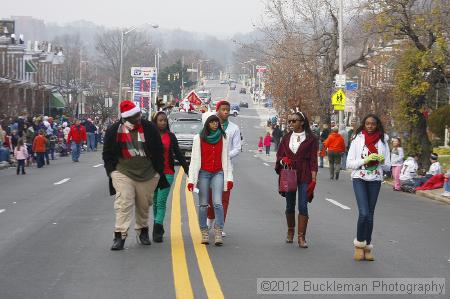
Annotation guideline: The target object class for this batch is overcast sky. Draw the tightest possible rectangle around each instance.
[3,0,267,36]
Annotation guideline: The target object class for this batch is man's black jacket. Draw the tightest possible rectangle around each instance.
[102,119,169,195]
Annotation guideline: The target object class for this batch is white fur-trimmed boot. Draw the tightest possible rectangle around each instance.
[353,239,366,261]
[364,244,374,261]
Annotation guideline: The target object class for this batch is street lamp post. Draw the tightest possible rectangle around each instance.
[338,0,345,128]
[118,24,159,116]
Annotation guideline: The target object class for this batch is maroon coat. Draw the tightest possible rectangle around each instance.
[275,132,318,184]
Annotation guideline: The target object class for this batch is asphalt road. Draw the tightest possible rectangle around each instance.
[0,81,449,299]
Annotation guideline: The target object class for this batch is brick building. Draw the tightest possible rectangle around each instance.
[0,20,65,119]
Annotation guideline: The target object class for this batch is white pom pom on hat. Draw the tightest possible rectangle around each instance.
[120,100,141,118]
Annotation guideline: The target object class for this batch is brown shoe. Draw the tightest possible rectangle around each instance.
[286,213,295,243]
[201,229,209,245]
[214,226,223,246]
[297,215,309,248]
[353,239,366,261]
[364,244,374,261]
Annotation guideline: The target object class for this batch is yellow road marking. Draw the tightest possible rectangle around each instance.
[170,170,194,299]
[185,187,225,299]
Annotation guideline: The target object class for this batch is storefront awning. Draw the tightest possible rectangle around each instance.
[25,60,38,73]
[50,91,65,109]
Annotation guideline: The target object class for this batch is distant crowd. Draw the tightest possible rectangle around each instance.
[0,116,111,174]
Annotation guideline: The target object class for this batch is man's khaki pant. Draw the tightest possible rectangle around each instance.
[111,171,160,235]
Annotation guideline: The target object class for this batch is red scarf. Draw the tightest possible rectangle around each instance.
[362,130,381,168]
[116,123,146,159]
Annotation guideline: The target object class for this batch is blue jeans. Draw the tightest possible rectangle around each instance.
[87,132,96,151]
[444,174,450,192]
[36,152,45,168]
[353,179,381,244]
[197,170,224,230]
[341,152,347,170]
[285,183,308,216]
[71,142,81,162]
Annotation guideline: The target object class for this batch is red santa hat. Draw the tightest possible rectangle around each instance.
[120,100,141,118]
[216,100,230,111]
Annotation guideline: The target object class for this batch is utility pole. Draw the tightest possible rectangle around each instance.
[181,56,184,99]
[338,0,344,127]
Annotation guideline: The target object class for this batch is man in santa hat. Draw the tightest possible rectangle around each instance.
[206,100,242,236]
[103,100,169,251]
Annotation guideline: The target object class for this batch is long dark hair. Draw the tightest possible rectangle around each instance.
[152,111,170,132]
[292,111,313,136]
[354,114,385,143]
[17,138,24,151]
[200,115,226,140]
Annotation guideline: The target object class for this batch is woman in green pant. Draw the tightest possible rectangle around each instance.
[152,112,189,242]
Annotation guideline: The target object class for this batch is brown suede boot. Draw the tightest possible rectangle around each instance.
[286,213,295,243]
[353,239,366,261]
[364,244,374,261]
[297,215,309,248]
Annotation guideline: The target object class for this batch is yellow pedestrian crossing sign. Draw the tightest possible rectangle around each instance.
[332,89,346,106]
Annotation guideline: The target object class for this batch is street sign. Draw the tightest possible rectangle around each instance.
[185,90,202,105]
[133,79,151,93]
[131,67,157,78]
[332,89,346,106]
[345,81,358,91]
[335,74,346,88]
[256,65,267,73]
[334,104,345,111]
[104,97,113,108]
[187,68,198,73]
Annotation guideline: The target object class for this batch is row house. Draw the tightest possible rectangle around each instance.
[0,23,65,119]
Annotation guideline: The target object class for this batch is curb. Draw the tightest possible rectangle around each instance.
[415,190,450,205]
[384,180,450,205]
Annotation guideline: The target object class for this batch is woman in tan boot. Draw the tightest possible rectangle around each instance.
[347,114,391,261]
[275,111,318,248]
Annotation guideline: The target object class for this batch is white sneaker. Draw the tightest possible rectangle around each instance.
[207,218,215,231]
[221,231,227,237]
[442,191,450,197]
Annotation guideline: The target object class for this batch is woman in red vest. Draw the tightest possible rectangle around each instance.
[188,115,233,246]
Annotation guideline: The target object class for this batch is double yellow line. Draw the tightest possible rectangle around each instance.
[170,170,225,299]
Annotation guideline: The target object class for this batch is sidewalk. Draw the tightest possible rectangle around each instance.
[383,180,450,205]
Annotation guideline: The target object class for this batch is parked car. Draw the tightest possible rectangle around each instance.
[239,88,247,94]
[220,80,228,84]
[239,101,249,108]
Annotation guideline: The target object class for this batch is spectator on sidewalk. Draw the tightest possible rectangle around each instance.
[0,125,6,147]
[399,154,419,188]
[272,125,283,151]
[442,169,450,197]
[411,153,442,187]
[323,126,346,180]
[258,137,263,153]
[67,119,87,162]
[264,132,272,156]
[33,130,47,168]
[319,124,330,168]
[14,138,28,175]
[390,137,404,191]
